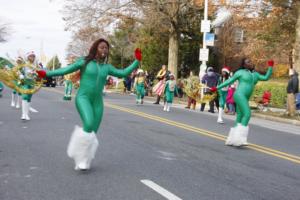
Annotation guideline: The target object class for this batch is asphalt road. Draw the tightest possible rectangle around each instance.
[1,87,300,200]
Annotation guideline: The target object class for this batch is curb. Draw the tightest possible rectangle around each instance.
[108,90,300,126]
[252,113,300,126]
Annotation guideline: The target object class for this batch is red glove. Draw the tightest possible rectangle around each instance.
[36,70,46,78]
[267,60,274,67]
[210,87,217,92]
[135,48,142,61]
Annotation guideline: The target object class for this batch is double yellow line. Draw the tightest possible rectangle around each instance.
[106,103,300,164]
[44,88,300,164]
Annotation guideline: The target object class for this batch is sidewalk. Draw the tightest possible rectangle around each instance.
[111,89,300,127]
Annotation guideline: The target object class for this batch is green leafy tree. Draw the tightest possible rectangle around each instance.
[134,27,169,74]
[46,55,61,70]
[109,19,136,68]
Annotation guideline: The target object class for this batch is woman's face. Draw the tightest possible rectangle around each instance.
[244,59,254,70]
[28,55,35,63]
[162,65,166,70]
[16,60,22,65]
[97,42,109,59]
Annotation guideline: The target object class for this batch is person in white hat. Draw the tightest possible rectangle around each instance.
[19,51,38,120]
[163,73,178,112]
[217,66,231,123]
[134,69,147,104]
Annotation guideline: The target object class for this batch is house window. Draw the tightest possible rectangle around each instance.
[234,28,244,43]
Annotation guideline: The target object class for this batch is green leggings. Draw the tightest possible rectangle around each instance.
[219,90,227,109]
[21,84,33,102]
[0,82,3,92]
[135,83,145,101]
[64,80,73,96]
[234,93,251,126]
[76,95,103,133]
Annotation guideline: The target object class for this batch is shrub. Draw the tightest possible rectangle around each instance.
[251,80,287,108]
[272,64,289,78]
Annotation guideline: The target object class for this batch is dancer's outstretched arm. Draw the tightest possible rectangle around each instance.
[255,67,273,81]
[255,66,273,82]
[108,48,141,78]
[108,60,140,78]
[46,58,85,77]
[217,71,240,90]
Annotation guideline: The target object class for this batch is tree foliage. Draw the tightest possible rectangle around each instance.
[213,0,298,72]
[62,0,206,78]
[46,55,62,70]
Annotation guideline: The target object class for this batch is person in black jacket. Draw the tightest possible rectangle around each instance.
[286,69,299,116]
[200,67,219,113]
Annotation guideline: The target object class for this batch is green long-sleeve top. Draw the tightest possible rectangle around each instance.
[217,67,273,98]
[47,57,139,96]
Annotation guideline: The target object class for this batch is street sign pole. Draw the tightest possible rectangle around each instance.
[199,0,209,79]
[199,0,209,98]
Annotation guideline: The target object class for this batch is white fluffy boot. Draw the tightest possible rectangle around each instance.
[163,103,167,111]
[15,95,20,109]
[86,135,99,169]
[11,93,15,107]
[233,124,249,147]
[29,106,39,113]
[25,101,30,121]
[217,108,224,124]
[225,127,236,146]
[67,126,98,171]
[21,100,26,120]
[166,103,171,112]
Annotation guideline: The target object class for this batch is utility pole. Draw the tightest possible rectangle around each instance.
[52,55,55,71]
[199,0,209,81]
[199,0,210,99]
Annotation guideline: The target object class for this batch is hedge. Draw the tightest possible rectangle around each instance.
[251,80,287,108]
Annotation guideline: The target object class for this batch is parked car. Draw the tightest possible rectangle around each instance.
[44,77,56,87]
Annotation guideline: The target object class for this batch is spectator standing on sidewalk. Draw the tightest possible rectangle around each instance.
[200,67,219,113]
[226,84,236,115]
[185,71,197,110]
[286,68,299,116]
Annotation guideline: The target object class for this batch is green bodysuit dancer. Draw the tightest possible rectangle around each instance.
[20,51,38,121]
[134,69,146,104]
[37,38,142,170]
[63,74,73,100]
[0,82,3,97]
[163,74,178,112]
[216,59,273,146]
[217,66,231,124]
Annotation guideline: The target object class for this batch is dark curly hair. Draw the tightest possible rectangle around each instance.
[85,38,110,66]
[234,57,254,73]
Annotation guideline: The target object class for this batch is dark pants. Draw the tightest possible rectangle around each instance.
[200,92,219,112]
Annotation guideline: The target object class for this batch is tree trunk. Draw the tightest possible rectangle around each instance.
[168,31,179,79]
[293,4,300,82]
